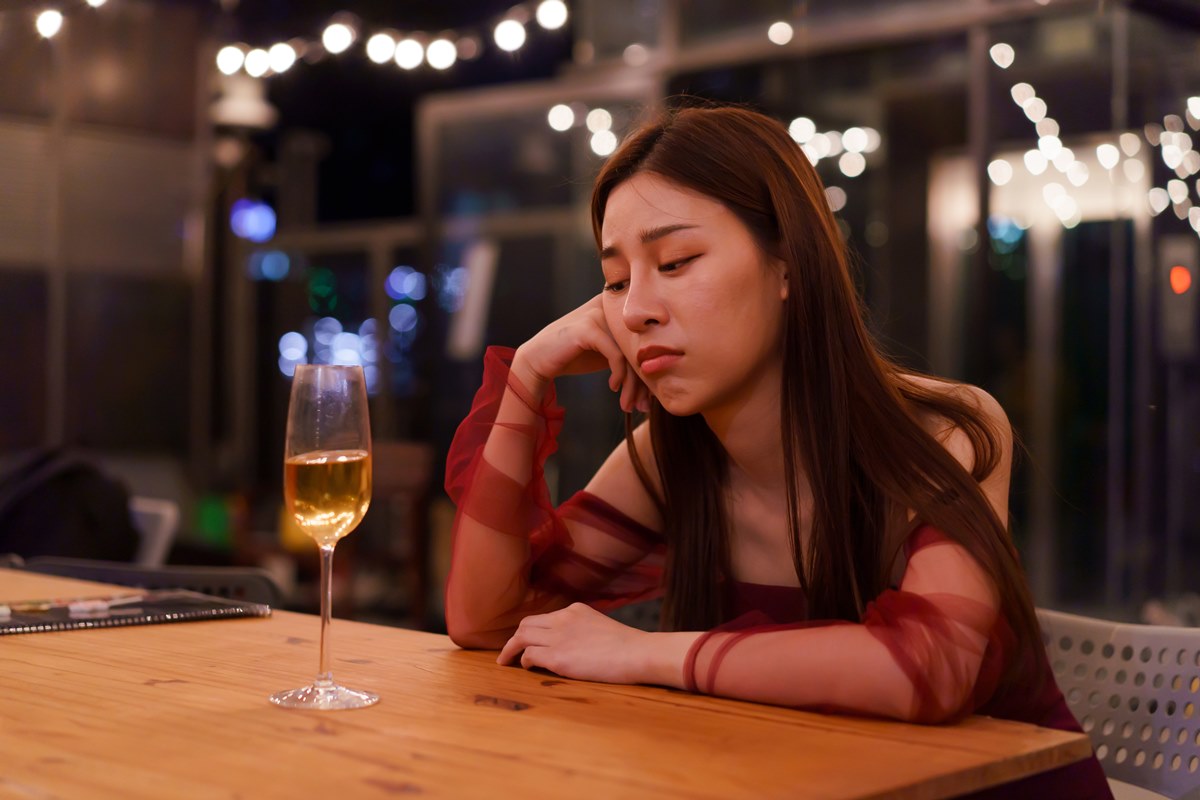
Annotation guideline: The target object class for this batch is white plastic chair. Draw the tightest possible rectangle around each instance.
[1039,608,1200,800]
[129,496,179,567]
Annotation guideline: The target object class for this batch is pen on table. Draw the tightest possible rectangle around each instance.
[2,593,146,614]
[67,595,146,613]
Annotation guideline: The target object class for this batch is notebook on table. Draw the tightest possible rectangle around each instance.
[0,589,272,635]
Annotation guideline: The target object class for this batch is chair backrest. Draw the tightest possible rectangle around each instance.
[22,557,284,607]
[1039,608,1200,799]
[129,496,180,567]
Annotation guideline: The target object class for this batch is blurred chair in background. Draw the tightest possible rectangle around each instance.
[129,496,180,566]
[0,449,140,562]
[20,557,283,606]
[1039,608,1200,800]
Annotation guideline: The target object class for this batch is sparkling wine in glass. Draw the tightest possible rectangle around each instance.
[270,364,378,710]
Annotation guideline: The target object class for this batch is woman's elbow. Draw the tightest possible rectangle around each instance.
[445,613,510,650]
[900,678,978,724]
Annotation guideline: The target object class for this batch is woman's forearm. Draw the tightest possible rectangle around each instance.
[444,350,562,646]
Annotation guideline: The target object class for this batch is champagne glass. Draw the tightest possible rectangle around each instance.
[270,364,378,710]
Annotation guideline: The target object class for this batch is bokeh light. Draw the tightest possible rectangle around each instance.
[230,199,276,242]
[547,104,574,131]
[216,45,246,75]
[767,22,793,46]
[322,23,354,55]
[590,130,617,156]
[268,42,296,73]
[36,10,63,38]
[536,0,568,30]
[987,159,1013,186]
[1170,265,1192,295]
[494,19,526,52]
[366,32,396,64]
[788,117,816,144]
[427,39,457,70]
[395,38,424,70]
[244,48,270,78]
[586,108,612,133]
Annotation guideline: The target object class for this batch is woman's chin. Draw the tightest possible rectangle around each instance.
[652,388,701,417]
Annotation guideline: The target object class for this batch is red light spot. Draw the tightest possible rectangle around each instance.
[1170,266,1192,296]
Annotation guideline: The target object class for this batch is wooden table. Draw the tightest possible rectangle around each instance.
[0,571,1092,799]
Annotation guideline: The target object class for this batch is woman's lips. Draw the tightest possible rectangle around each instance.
[639,353,682,376]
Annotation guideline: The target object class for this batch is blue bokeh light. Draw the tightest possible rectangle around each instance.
[230,199,277,243]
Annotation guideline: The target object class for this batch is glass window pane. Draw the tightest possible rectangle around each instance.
[65,274,190,451]
[0,271,47,450]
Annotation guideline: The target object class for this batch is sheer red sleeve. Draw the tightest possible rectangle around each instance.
[444,347,664,641]
[684,525,1007,724]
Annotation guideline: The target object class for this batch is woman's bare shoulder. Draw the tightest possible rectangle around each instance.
[896,373,1012,468]
[898,373,1007,426]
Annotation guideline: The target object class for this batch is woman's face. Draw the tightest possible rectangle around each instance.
[599,171,788,418]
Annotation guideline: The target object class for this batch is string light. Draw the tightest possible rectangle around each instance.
[987,159,1014,186]
[215,4,569,78]
[322,22,354,55]
[988,43,1014,69]
[268,42,296,73]
[366,33,396,64]
[788,117,816,144]
[590,130,617,157]
[216,45,246,76]
[36,10,64,38]
[547,104,574,131]
[85,0,107,7]
[585,108,612,133]
[535,0,568,30]
[426,38,457,69]
[244,48,270,78]
[494,19,526,52]
[767,22,793,46]
[394,38,424,70]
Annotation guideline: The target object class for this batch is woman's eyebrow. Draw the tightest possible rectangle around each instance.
[600,223,699,260]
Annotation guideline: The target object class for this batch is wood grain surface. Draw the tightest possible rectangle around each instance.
[0,570,1092,799]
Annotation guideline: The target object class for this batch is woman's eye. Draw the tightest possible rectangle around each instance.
[603,279,628,293]
[660,256,697,273]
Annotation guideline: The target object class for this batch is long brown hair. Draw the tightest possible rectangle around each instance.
[590,104,1040,681]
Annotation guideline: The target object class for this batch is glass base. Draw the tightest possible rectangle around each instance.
[269,680,379,710]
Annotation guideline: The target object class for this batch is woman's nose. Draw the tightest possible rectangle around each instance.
[621,274,667,332]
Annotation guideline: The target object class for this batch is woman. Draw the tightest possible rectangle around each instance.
[444,105,1110,798]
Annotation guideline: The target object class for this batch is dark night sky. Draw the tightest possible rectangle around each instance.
[226,0,574,221]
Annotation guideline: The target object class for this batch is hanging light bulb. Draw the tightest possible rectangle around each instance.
[366,33,396,64]
[535,0,568,30]
[244,48,270,78]
[268,43,296,73]
[394,38,424,70]
[36,10,64,38]
[322,22,355,55]
[494,19,526,52]
[426,38,456,70]
[216,45,246,75]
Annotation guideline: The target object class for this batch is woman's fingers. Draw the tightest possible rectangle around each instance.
[635,380,651,414]
[520,646,550,672]
[496,632,524,665]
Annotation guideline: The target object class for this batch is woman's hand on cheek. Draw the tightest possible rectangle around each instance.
[496,603,649,685]
[618,367,652,414]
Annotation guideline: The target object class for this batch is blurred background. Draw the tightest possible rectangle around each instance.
[1,0,1198,631]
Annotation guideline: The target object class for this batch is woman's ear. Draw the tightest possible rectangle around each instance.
[776,260,789,301]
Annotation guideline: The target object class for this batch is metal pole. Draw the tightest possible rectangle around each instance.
[45,25,69,447]
[1105,5,1130,609]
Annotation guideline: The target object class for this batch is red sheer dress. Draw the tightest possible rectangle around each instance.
[446,348,1112,799]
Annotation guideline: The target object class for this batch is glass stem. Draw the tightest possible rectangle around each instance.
[317,544,335,685]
